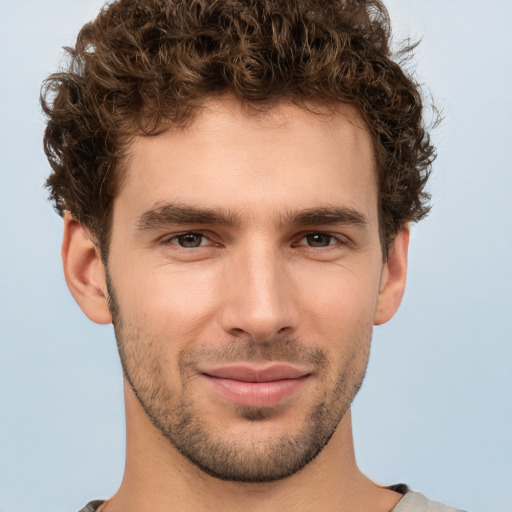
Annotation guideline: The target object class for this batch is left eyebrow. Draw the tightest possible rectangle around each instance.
[279,206,370,229]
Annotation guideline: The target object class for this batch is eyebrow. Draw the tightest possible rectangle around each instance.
[136,203,369,231]
[137,203,239,231]
[280,206,369,228]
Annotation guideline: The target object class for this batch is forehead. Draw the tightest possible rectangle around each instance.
[116,96,377,227]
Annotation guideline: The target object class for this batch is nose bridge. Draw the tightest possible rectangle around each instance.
[220,238,297,341]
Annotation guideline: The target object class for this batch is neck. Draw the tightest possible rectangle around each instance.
[104,383,401,512]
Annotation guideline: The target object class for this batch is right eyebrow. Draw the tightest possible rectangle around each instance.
[136,203,240,231]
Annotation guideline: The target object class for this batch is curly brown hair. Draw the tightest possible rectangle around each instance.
[42,0,435,260]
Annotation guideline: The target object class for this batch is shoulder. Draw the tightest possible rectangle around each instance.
[78,500,105,512]
[391,490,467,512]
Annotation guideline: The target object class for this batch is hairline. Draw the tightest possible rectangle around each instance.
[95,96,396,264]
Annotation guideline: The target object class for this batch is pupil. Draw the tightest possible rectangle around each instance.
[179,233,201,247]
[307,234,331,247]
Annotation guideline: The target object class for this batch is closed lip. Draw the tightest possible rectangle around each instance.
[201,364,311,382]
[200,364,312,407]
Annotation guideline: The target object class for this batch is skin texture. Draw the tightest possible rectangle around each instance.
[62,96,409,512]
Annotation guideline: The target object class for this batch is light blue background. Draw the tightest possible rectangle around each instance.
[0,1,510,511]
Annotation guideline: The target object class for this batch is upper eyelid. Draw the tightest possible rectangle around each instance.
[162,231,209,243]
[294,230,349,241]
[294,233,348,246]
[158,230,349,246]
[160,231,225,250]
[160,230,207,239]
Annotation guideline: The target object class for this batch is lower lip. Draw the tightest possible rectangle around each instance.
[204,375,309,408]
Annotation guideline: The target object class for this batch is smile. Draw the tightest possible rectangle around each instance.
[201,365,311,408]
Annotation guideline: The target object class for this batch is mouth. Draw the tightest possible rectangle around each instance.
[200,364,312,408]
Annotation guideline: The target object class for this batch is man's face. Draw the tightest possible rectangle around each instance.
[106,97,387,482]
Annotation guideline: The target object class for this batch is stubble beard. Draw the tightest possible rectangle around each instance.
[106,275,371,483]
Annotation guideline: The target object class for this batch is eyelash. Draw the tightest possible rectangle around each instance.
[161,231,348,250]
[162,232,217,249]
[293,233,342,249]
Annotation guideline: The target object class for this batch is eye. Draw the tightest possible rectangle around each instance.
[168,232,206,248]
[300,233,337,248]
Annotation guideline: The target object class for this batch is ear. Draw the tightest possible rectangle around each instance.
[374,227,409,326]
[61,213,112,324]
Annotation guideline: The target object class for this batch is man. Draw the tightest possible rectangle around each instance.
[41,0,464,511]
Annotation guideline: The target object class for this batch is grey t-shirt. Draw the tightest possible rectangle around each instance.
[391,490,466,511]
[78,487,467,511]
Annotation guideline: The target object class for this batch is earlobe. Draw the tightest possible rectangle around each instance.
[373,227,410,326]
[61,213,112,325]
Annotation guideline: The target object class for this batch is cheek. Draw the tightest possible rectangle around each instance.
[116,263,222,341]
[293,261,381,338]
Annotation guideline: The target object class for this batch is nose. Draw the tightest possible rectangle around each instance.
[219,243,299,343]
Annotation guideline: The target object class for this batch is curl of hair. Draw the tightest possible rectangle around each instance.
[42,0,436,258]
